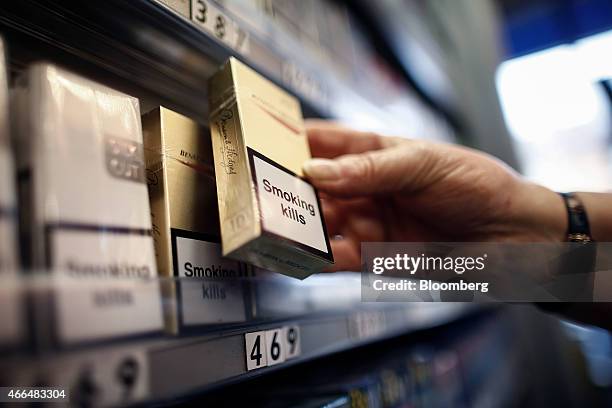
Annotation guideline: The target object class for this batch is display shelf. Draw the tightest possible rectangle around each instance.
[349,0,458,114]
[0,0,453,140]
[0,273,473,406]
[193,307,514,407]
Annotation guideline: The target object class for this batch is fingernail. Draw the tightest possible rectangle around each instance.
[303,158,341,180]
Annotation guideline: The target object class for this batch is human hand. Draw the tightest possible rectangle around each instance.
[303,120,567,271]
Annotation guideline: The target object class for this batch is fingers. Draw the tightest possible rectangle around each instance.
[327,238,361,272]
[304,143,434,197]
[320,198,342,235]
[320,197,387,272]
[306,119,392,159]
[346,214,385,242]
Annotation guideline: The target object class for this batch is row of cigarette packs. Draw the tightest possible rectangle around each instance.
[0,38,333,347]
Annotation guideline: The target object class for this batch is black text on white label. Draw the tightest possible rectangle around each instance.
[284,325,300,359]
[265,328,285,366]
[252,155,328,254]
[244,325,301,371]
[245,331,267,371]
[190,0,250,55]
[176,237,247,325]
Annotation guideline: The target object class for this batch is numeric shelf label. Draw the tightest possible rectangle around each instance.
[350,311,386,340]
[265,329,285,366]
[191,0,250,55]
[245,325,301,371]
[284,325,300,359]
[245,331,267,370]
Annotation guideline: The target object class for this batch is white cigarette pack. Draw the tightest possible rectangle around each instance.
[13,64,163,345]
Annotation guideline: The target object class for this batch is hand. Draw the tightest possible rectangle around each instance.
[303,120,567,271]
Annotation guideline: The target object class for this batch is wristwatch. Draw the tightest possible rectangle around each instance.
[559,192,593,242]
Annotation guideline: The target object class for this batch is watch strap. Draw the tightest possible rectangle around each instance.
[559,192,593,242]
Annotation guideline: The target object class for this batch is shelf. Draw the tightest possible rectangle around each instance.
[0,273,473,406]
[0,0,453,140]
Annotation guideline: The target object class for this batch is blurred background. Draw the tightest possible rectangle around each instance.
[497,0,612,191]
[339,2,612,400]
[340,0,612,192]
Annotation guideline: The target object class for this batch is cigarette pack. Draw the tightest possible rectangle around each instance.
[208,58,333,279]
[143,107,253,333]
[12,64,163,345]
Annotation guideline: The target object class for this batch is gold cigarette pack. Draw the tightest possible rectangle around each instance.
[208,58,333,279]
[143,107,253,333]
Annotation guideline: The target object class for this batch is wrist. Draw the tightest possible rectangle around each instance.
[512,182,567,242]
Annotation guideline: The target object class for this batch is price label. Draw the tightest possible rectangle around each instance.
[265,328,285,366]
[191,0,250,55]
[245,331,267,371]
[284,325,301,359]
[244,324,301,371]
[350,311,385,340]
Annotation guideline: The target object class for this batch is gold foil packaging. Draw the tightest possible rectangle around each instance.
[209,58,333,279]
[143,107,253,333]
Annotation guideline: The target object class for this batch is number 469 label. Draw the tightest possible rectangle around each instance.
[245,325,300,371]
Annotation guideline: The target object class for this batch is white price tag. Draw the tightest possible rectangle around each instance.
[244,325,299,370]
[191,0,250,55]
[351,311,385,340]
[245,331,267,371]
[191,0,211,30]
[265,328,286,366]
[283,325,301,359]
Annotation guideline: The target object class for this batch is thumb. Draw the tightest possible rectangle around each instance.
[303,143,432,197]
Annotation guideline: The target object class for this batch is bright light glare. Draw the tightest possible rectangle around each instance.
[495,30,612,191]
[496,44,609,143]
[576,30,612,82]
